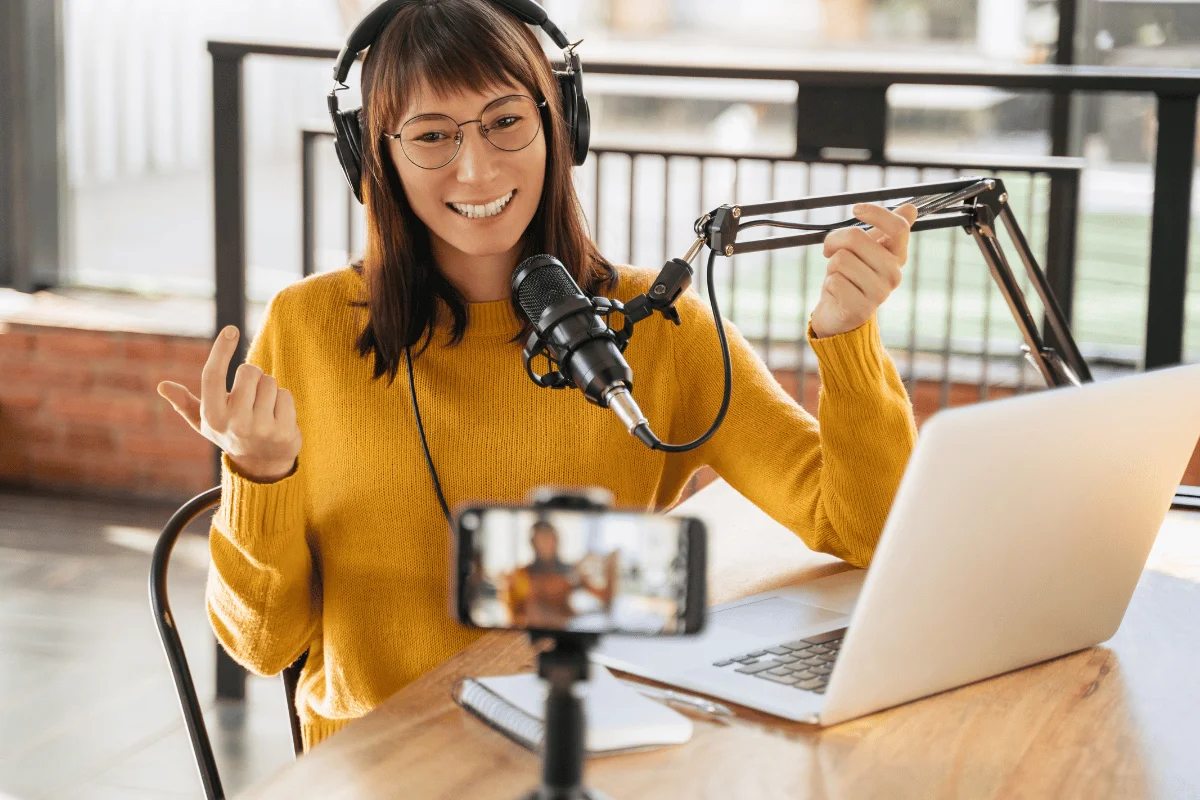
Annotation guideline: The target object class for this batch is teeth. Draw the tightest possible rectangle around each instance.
[450,190,514,219]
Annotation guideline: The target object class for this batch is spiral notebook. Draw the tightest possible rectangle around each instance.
[453,664,693,755]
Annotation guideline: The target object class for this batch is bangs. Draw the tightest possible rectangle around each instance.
[366,1,549,134]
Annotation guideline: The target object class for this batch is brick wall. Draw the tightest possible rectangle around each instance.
[0,322,215,502]
[2,319,1198,505]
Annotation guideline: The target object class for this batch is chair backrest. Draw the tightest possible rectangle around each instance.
[149,486,306,800]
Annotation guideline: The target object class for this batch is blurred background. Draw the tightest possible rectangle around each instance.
[46,0,1200,357]
[2,0,1200,797]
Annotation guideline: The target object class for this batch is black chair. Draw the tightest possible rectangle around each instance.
[150,486,306,800]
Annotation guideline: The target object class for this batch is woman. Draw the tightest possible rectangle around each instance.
[504,521,616,629]
[156,0,918,751]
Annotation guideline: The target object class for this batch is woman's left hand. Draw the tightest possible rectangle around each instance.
[809,202,919,339]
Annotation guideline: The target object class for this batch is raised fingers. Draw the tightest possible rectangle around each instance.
[851,202,915,259]
[201,326,239,424]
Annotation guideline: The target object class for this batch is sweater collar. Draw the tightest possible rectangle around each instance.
[348,266,524,340]
[462,297,524,339]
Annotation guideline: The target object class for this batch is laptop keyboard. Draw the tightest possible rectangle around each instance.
[711,628,846,694]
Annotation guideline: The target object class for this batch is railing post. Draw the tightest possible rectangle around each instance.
[1049,0,1084,160]
[212,45,248,375]
[213,49,248,371]
[209,42,249,703]
[1043,168,1080,356]
[1144,92,1197,369]
[1045,0,1082,362]
[302,131,317,278]
[0,0,66,292]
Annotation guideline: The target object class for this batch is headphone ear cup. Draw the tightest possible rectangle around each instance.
[572,92,590,167]
[555,71,587,167]
[332,107,366,204]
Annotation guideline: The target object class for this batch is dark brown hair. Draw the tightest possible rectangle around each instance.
[350,0,615,384]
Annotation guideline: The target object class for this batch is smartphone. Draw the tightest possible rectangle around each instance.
[453,505,706,636]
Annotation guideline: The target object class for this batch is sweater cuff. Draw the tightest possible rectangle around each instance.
[216,451,305,554]
[806,314,885,395]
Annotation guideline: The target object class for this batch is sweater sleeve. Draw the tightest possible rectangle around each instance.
[205,291,318,676]
[664,288,917,569]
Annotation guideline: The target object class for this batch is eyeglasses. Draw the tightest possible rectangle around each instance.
[383,94,547,170]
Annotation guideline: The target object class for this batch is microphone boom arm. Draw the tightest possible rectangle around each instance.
[679,175,1090,388]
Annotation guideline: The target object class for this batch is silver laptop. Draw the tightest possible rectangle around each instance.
[593,362,1200,726]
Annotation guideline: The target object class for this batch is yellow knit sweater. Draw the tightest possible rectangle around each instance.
[206,264,917,750]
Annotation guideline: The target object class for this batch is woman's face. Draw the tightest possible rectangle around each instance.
[386,79,547,264]
[532,529,559,561]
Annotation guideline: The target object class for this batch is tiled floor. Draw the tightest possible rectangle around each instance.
[0,488,294,799]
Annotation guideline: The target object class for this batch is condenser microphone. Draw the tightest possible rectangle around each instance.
[511,254,650,439]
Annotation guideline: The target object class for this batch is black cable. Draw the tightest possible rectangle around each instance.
[632,247,732,452]
[406,346,452,526]
[738,218,854,232]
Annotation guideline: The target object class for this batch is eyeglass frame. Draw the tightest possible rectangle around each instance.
[382,94,549,170]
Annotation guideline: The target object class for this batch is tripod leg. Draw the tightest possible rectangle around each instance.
[520,635,613,800]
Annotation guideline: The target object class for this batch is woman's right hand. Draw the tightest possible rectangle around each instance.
[157,325,302,483]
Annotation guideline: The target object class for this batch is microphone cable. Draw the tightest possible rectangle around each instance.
[630,247,732,452]
[406,244,734,525]
[406,346,453,527]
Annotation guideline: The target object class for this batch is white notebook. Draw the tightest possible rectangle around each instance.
[454,664,693,755]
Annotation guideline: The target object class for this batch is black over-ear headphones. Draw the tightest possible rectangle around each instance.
[328,0,591,204]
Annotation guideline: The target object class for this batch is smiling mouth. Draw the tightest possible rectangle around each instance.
[447,190,516,219]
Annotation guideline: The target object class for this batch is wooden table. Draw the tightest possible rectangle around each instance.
[240,481,1200,800]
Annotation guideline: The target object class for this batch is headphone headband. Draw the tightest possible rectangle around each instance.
[333,0,568,85]
[328,0,589,204]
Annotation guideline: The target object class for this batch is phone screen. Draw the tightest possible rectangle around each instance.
[457,507,700,635]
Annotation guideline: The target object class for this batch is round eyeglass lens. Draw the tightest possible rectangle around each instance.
[399,95,542,169]
[479,95,542,152]
[399,115,460,169]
